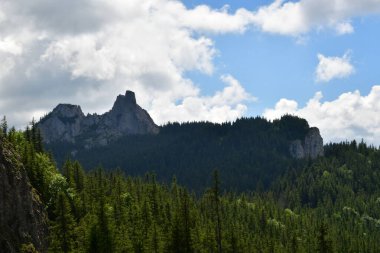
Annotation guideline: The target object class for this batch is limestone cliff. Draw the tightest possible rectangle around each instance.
[289,127,324,159]
[0,137,48,253]
[37,90,159,148]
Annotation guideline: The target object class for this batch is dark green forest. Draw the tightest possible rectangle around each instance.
[47,116,314,192]
[1,117,380,252]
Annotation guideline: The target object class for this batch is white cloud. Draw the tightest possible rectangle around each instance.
[315,52,355,82]
[249,0,380,36]
[264,86,380,145]
[0,0,254,128]
[250,0,308,35]
[180,5,253,34]
[0,37,23,55]
[335,22,354,35]
[150,75,254,124]
[0,57,15,79]
[0,0,380,128]
[0,8,5,24]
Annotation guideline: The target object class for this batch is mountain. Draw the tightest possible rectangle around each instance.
[38,90,159,148]
[4,111,380,252]
[41,93,324,192]
[4,126,380,252]
[0,136,48,253]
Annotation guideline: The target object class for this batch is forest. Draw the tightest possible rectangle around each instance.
[46,115,314,192]
[1,117,380,252]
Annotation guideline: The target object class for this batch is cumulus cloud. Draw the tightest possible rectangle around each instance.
[0,0,255,128]
[150,75,255,124]
[335,22,354,35]
[264,86,380,145]
[315,52,355,82]
[249,0,380,36]
[0,0,379,128]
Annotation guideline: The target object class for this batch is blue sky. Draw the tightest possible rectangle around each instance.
[1,0,380,144]
[183,1,380,115]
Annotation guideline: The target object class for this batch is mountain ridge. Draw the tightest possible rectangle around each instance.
[43,111,324,192]
[38,90,159,148]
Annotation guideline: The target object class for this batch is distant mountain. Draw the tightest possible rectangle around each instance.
[38,90,159,148]
[40,92,324,192]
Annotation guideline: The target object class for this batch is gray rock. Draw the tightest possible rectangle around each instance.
[37,90,159,148]
[289,139,305,159]
[304,127,324,159]
[289,127,324,159]
[0,137,48,253]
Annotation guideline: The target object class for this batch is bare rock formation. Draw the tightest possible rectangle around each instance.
[0,137,48,253]
[37,90,159,148]
[289,127,324,159]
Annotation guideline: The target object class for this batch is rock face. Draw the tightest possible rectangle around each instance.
[0,137,48,253]
[38,90,159,147]
[289,127,324,159]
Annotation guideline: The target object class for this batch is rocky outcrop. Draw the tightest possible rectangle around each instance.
[38,104,85,143]
[289,127,324,159]
[38,90,159,147]
[0,137,48,253]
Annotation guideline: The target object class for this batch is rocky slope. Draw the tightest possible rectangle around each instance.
[0,137,48,253]
[38,90,159,148]
[289,127,324,159]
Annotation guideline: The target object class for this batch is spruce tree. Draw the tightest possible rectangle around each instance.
[213,170,222,253]
[317,223,333,253]
[1,116,7,136]
[50,192,76,253]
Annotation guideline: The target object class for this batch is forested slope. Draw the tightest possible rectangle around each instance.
[1,118,380,252]
[46,115,323,192]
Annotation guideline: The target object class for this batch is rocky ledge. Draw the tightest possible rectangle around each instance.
[289,127,324,159]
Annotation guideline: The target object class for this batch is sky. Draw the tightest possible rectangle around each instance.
[1,0,380,144]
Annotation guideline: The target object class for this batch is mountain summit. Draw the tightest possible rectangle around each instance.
[38,90,159,147]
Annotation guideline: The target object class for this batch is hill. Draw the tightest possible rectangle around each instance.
[38,91,324,192]
[1,121,380,252]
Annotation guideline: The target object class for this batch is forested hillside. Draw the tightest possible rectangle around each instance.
[46,115,323,192]
[1,117,380,252]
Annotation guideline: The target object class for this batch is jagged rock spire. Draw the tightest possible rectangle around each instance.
[37,90,159,146]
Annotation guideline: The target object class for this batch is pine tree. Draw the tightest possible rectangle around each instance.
[1,116,7,136]
[35,127,44,153]
[317,223,333,253]
[62,160,74,188]
[72,161,85,192]
[97,198,114,253]
[50,192,76,253]
[30,118,37,149]
[25,125,31,142]
[213,170,223,253]
[180,189,193,253]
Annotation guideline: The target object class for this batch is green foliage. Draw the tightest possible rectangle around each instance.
[49,192,76,253]
[47,116,312,192]
[1,115,8,136]
[316,223,333,253]
[3,116,380,252]
[20,243,39,253]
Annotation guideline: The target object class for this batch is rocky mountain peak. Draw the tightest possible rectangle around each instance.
[111,90,137,114]
[125,90,137,104]
[52,104,84,118]
[37,90,159,147]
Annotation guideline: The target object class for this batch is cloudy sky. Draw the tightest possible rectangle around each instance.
[1,0,380,144]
